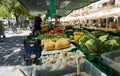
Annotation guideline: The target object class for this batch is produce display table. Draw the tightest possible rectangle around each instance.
[23,26,120,76]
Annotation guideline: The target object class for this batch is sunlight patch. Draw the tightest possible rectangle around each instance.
[13,48,21,53]
[15,44,23,46]
[3,54,12,59]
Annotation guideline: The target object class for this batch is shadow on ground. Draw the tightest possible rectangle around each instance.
[0,35,28,66]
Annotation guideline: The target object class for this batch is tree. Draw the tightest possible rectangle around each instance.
[11,1,31,27]
[0,5,10,17]
[0,0,32,29]
[0,0,31,18]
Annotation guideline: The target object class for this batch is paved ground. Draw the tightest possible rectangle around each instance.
[0,30,31,66]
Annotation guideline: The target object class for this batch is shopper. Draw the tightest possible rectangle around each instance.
[33,14,42,35]
[10,18,17,33]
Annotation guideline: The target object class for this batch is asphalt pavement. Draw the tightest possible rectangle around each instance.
[0,30,31,66]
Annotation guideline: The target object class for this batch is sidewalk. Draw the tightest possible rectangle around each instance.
[0,30,31,66]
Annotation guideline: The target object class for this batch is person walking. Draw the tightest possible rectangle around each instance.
[10,18,17,33]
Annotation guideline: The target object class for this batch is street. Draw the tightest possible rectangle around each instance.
[0,30,31,66]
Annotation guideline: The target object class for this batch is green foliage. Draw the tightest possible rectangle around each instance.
[12,2,30,17]
[0,0,31,18]
[0,5,10,17]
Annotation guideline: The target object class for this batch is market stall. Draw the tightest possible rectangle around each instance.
[10,0,120,76]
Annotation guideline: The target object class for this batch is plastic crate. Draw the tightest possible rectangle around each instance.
[32,60,106,76]
[27,34,35,39]
[25,59,40,66]
[24,39,40,50]
[101,50,120,76]
[24,48,41,60]
[24,39,42,60]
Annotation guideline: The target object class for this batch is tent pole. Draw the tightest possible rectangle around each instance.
[55,0,57,26]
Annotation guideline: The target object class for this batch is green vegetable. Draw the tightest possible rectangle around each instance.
[91,30,106,38]
[63,30,74,37]
[113,27,120,36]
[37,34,67,40]
[79,33,99,53]
[79,34,95,43]
[109,35,120,43]
[98,34,109,42]
[104,39,120,51]
[84,38,102,53]
[79,30,120,53]
[82,30,91,34]
[65,25,74,30]
[79,35,91,44]
[85,39,97,53]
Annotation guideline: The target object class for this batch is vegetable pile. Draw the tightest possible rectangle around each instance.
[79,30,120,53]
[37,34,67,41]
[70,31,84,42]
[112,26,120,36]
[44,27,64,34]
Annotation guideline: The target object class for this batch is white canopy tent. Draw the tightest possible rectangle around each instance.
[61,6,120,22]
[97,7,120,18]
[79,7,120,20]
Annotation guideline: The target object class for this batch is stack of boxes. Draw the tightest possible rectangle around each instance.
[23,39,42,65]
